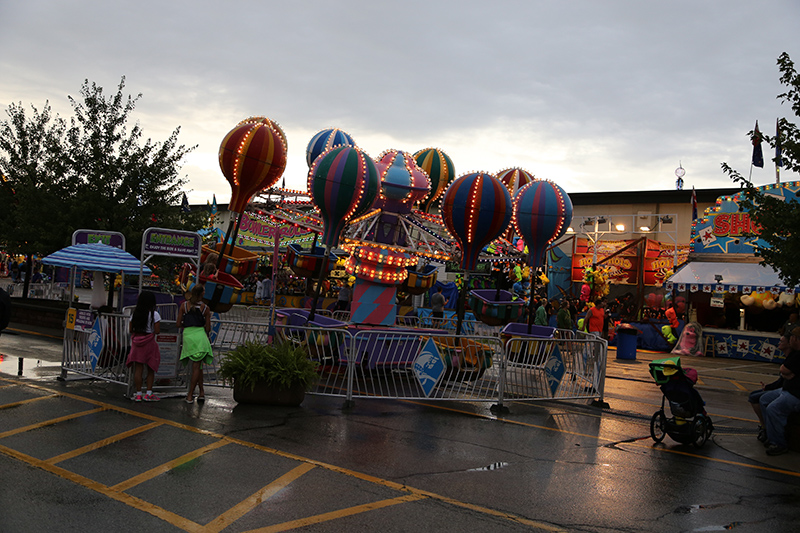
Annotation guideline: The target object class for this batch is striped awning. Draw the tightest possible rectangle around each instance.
[41,243,151,276]
[666,261,796,294]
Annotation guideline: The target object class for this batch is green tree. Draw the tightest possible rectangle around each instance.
[722,52,800,286]
[62,77,206,255]
[0,101,72,255]
[0,76,206,262]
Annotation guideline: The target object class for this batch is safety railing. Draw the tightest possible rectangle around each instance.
[332,310,351,322]
[1,280,69,300]
[61,312,132,384]
[502,335,606,402]
[59,312,607,406]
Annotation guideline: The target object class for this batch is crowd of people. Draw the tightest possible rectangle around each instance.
[0,254,50,283]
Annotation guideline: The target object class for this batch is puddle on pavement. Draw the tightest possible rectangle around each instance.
[467,462,510,472]
[0,354,62,379]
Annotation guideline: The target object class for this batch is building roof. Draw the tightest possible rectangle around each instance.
[568,187,741,205]
[192,187,744,211]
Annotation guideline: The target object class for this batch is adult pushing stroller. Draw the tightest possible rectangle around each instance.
[649,356,713,447]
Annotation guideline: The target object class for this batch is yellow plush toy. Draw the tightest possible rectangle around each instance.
[740,291,777,310]
[583,264,610,301]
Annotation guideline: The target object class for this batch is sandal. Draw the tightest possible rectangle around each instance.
[197,395,206,402]
[185,397,194,404]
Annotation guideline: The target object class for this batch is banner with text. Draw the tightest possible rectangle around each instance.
[571,238,690,286]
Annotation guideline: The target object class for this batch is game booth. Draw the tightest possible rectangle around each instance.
[566,230,692,353]
[666,182,800,364]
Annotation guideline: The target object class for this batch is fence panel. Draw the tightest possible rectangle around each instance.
[344,329,505,402]
[502,336,607,402]
[332,310,351,322]
[61,312,131,385]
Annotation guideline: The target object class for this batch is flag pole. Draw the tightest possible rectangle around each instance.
[776,117,782,185]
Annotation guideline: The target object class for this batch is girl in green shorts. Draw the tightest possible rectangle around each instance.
[177,284,213,403]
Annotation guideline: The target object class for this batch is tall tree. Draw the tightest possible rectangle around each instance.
[62,77,205,255]
[0,77,206,263]
[722,52,800,286]
[0,101,71,254]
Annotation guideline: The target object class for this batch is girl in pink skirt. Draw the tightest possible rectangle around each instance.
[126,291,161,401]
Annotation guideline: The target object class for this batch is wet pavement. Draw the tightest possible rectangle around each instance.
[2,323,800,532]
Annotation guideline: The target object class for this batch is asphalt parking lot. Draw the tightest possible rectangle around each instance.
[2,325,800,532]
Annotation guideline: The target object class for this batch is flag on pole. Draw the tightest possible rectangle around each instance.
[211,194,218,217]
[752,120,764,168]
[776,117,782,183]
[691,187,698,221]
[181,192,191,213]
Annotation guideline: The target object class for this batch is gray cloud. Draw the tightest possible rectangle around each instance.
[1,0,797,203]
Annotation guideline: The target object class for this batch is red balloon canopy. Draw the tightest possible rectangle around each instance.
[441,172,512,271]
[219,121,287,213]
[237,116,288,152]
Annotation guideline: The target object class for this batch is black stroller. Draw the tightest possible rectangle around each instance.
[649,356,713,447]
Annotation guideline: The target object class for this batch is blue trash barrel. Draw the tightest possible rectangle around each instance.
[616,324,639,360]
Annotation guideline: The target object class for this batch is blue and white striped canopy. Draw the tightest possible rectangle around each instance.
[41,243,151,276]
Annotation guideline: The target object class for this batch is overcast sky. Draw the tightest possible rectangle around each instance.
[1,1,797,204]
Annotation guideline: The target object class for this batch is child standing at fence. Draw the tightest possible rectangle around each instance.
[177,284,213,404]
[126,291,162,402]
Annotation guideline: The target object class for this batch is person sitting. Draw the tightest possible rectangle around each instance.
[748,334,791,444]
[759,327,800,455]
[780,312,800,336]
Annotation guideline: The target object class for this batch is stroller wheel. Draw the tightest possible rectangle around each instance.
[692,416,709,448]
[650,411,667,443]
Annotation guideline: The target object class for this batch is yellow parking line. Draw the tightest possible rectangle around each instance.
[4,327,63,340]
[730,380,750,391]
[419,493,567,532]
[0,442,206,533]
[623,440,800,478]
[45,421,163,465]
[0,407,106,439]
[0,393,60,410]
[247,494,427,533]
[204,463,317,533]
[110,439,230,493]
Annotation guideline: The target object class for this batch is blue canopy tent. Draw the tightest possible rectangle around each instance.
[41,243,151,309]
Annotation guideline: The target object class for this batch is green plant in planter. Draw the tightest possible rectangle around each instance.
[218,339,319,393]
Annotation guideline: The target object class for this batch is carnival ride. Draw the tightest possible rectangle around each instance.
[197,121,574,380]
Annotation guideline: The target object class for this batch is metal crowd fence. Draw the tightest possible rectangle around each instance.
[59,309,608,406]
[61,312,132,384]
[1,280,69,300]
